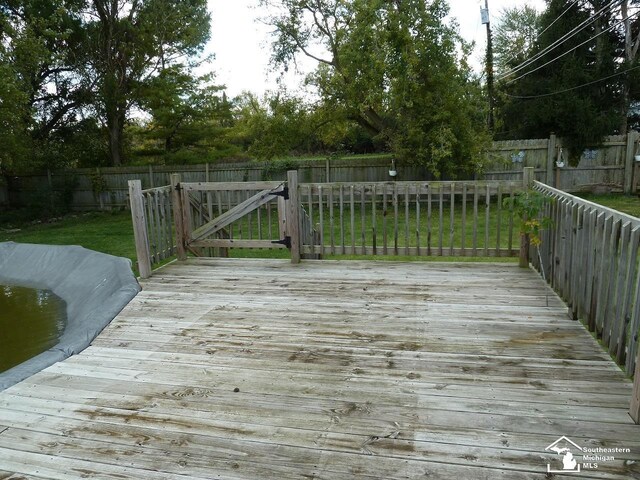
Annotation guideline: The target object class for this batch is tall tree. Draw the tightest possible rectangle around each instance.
[493,5,540,75]
[84,0,210,165]
[496,0,620,160]
[0,0,91,170]
[619,0,640,132]
[261,0,490,178]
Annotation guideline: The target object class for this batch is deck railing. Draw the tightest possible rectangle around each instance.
[128,181,175,278]
[130,173,527,272]
[531,179,640,422]
[298,180,525,258]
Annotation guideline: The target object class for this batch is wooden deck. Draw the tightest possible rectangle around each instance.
[0,258,638,479]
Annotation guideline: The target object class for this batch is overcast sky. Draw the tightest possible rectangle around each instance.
[206,0,546,97]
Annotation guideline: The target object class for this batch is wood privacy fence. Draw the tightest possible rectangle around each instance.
[5,131,640,210]
[486,133,640,193]
[530,176,640,423]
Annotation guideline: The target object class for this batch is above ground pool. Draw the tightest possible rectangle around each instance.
[0,242,141,390]
[0,285,67,373]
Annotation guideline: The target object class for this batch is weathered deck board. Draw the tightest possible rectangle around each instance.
[0,258,638,479]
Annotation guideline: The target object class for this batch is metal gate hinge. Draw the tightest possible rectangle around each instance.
[272,187,289,200]
[272,236,291,248]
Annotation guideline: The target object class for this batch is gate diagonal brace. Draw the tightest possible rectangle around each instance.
[272,236,292,249]
[190,185,286,242]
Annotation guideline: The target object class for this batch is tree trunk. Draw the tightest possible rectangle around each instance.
[107,106,125,166]
[621,80,630,135]
[519,232,530,268]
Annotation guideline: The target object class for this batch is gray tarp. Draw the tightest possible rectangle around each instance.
[0,242,141,390]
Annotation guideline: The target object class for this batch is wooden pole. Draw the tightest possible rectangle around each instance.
[631,350,640,424]
[170,173,187,261]
[519,167,535,268]
[128,180,152,279]
[287,170,301,264]
[546,133,556,186]
[624,131,638,194]
[523,166,535,188]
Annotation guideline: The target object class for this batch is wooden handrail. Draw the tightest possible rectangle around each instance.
[532,180,640,424]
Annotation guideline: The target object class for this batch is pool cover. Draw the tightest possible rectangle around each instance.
[0,242,141,390]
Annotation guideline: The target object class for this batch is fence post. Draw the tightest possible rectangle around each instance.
[624,131,638,194]
[519,167,535,268]
[170,173,187,261]
[287,170,301,264]
[546,133,556,186]
[128,180,152,279]
[631,351,640,424]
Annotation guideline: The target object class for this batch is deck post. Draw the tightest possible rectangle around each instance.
[170,173,187,261]
[519,167,535,268]
[128,180,152,279]
[287,170,301,264]
[631,351,640,424]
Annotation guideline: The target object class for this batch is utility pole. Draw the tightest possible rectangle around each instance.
[481,0,494,130]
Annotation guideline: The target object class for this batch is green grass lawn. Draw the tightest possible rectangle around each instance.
[577,193,640,218]
[1,211,138,265]
[2,191,636,273]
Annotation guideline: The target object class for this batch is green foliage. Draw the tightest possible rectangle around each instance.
[88,172,108,195]
[495,1,623,160]
[503,190,553,246]
[84,0,212,166]
[262,0,490,178]
[493,5,540,75]
[261,158,299,180]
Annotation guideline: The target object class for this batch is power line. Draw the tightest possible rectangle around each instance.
[504,63,640,99]
[505,8,640,85]
[500,0,580,67]
[498,0,622,81]
[538,0,582,39]
[499,0,619,80]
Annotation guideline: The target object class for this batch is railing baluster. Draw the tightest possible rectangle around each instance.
[372,185,377,255]
[438,185,444,256]
[383,186,388,255]
[461,183,467,256]
[340,185,345,254]
[318,186,324,255]
[350,185,356,255]
[361,185,366,255]
[394,183,399,255]
[473,184,479,256]
[484,184,490,258]
[427,185,432,256]
[416,190,421,256]
[329,186,335,255]
[496,184,502,257]
[449,183,455,256]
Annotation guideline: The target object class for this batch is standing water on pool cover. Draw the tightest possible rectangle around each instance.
[0,285,67,372]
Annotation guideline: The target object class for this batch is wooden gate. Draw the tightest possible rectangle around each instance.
[169,171,316,262]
